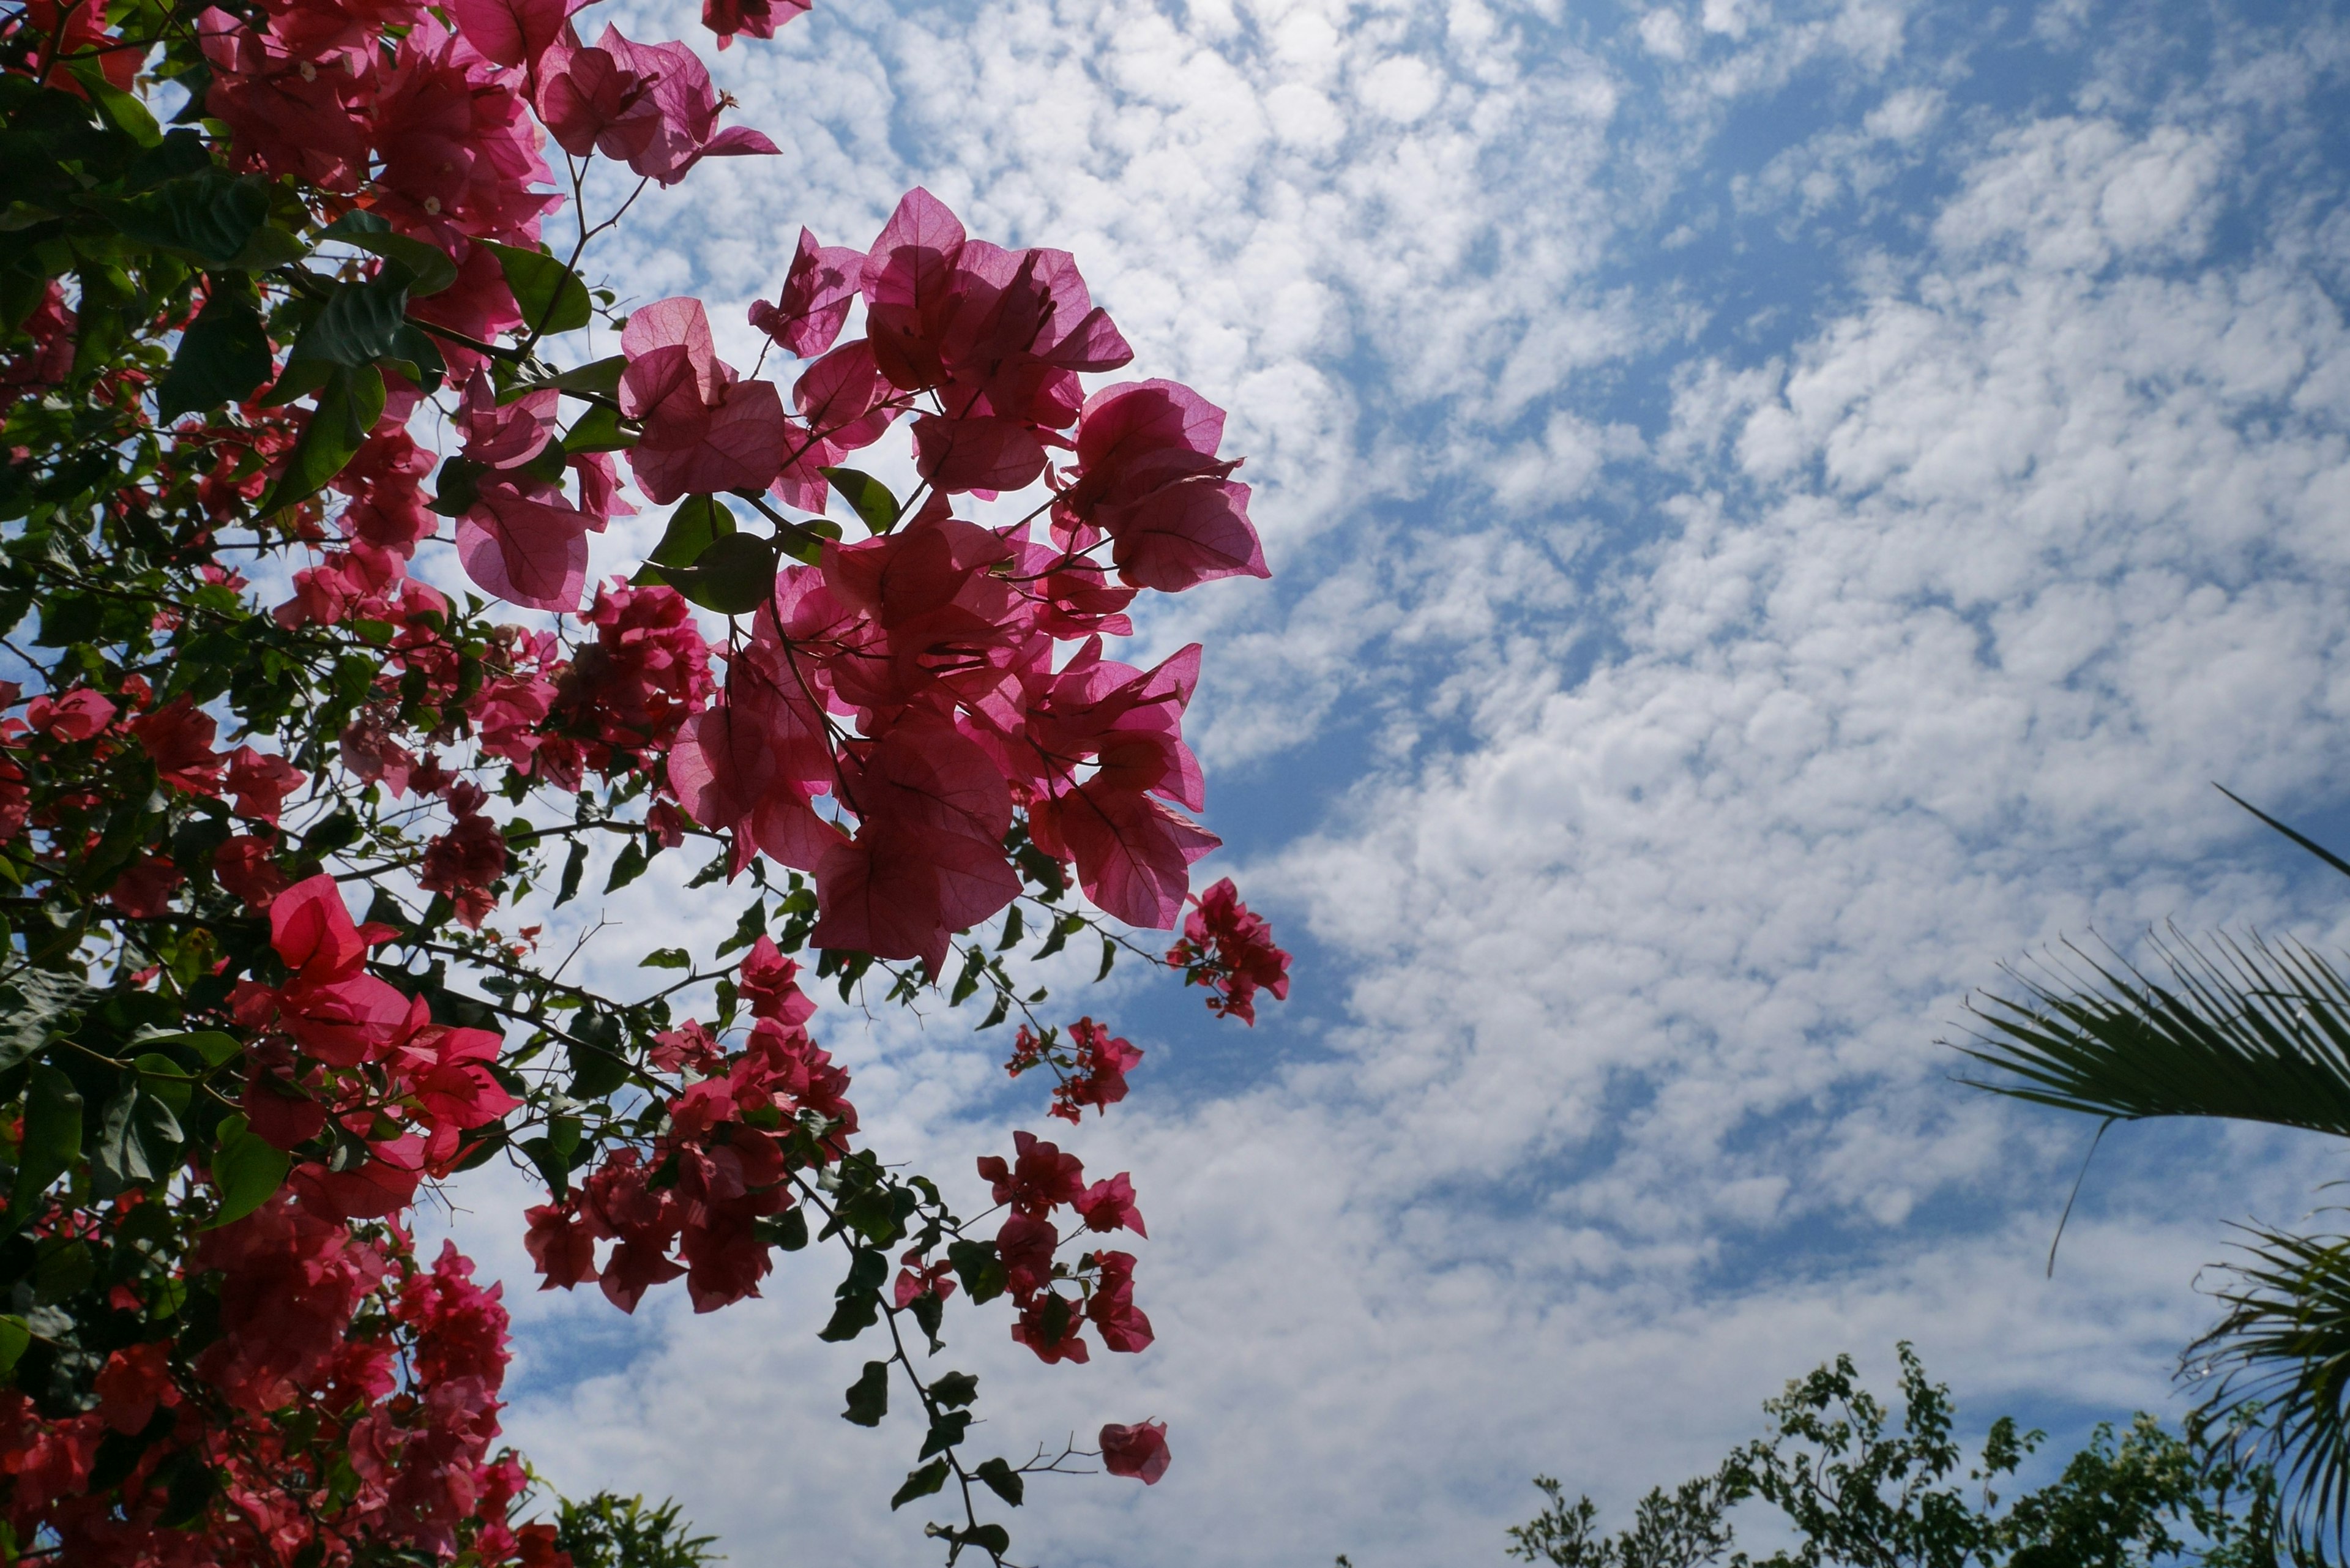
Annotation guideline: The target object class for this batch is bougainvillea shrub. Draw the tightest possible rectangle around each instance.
[0,0,1291,1556]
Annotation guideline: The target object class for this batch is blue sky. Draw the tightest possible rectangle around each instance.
[427,0,2350,1559]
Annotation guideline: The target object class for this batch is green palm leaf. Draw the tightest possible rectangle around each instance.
[1955,928,2350,1138]
[2190,1225,2350,1562]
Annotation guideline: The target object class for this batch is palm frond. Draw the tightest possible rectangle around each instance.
[1955,927,2350,1138]
[2188,1225,2350,1563]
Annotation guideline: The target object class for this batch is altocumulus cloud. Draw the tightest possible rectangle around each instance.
[429,0,2350,1562]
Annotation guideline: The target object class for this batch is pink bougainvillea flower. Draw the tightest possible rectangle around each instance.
[1099,1419,1171,1484]
[457,477,595,612]
[26,688,116,741]
[701,0,810,48]
[446,0,585,69]
[749,228,866,357]
[226,745,305,824]
[1054,379,1269,592]
[129,694,223,796]
[585,28,779,186]
[619,296,789,502]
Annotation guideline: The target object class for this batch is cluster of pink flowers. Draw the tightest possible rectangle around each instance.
[233,876,518,1215]
[975,1130,1151,1366]
[1167,876,1292,1025]
[1005,1017,1145,1124]
[523,936,856,1313]
[0,1200,527,1564]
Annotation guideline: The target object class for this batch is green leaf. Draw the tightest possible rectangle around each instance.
[564,404,635,453]
[605,835,650,894]
[974,1457,1024,1507]
[132,1054,193,1117]
[502,354,626,404]
[957,1525,1012,1558]
[10,1064,82,1227]
[567,1012,631,1100]
[102,172,267,263]
[753,1205,809,1251]
[258,364,385,515]
[482,239,592,337]
[69,58,162,145]
[920,1410,971,1458]
[556,838,588,906]
[818,1290,881,1343]
[285,270,412,371]
[891,1458,950,1509]
[1096,936,1117,982]
[519,1135,570,1201]
[157,274,272,419]
[133,1030,242,1066]
[654,531,778,616]
[842,1359,890,1427]
[947,1238,1006,1305]
[0,971,89,1072]
[644,495,736,569]
[206,1113,289,1228]
[639,947,691,969]
[930,1371,979,1409]
[319,210,457,297]
[0,1316,29,1376]
[819,466,901,534]
[92,1081,181,1195]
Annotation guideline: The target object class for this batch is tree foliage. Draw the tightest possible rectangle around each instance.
[1502,1346,2278,1568]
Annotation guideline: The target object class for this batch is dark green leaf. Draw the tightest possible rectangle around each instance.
[0,971,88,1072]
[157,274,272,419]
[655,531,778,616]
[639,947,691,969]
[155,1450,218,1529]
[320,210,457,297]
[947,1239,1006,1305]
[920,1410,971,1458]
[892,1458,950,1509]
[819,466,901,534]
[286,270,412,370]
[564,403,635,453]
[1097,936,1116,982]
[519,1135,570,1201]
[930,1371,979,1409]
[100,171,263,263]
[605,835,650,894]
[133,1030,241,1067]
[818,1290,881,1343]
[974,1457,1024,1507]
[206,1113,289,1228]
[556,839,588,906]
[10,1064,82,1226]
[842,1359,890,1426]
[645,495,737,569]
[483,239,592,337]
[754,1206,809,1251]
[258,364,385,514]
[0,1316,28,1375]
[503,354,625,403]
[567,1013,631,1100]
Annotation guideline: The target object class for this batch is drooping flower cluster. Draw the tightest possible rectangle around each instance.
[523,941,854,1315]
[1167,876,1292,1025]
[975,1130,1152,1366]
[1005,1017,1145,1124]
